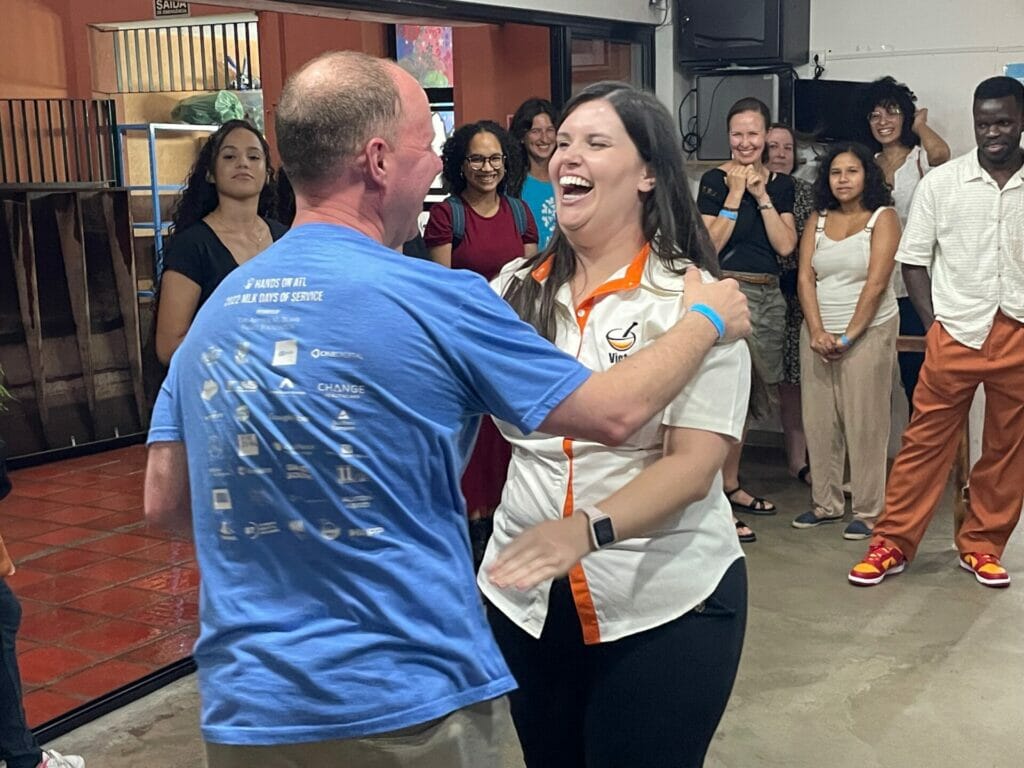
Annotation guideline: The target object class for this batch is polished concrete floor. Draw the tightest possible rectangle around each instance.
[42,454,1024,768]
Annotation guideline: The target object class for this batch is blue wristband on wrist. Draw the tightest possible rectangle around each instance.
[718,209,738,221]
[690,303,726,340]
[839,334,850,347]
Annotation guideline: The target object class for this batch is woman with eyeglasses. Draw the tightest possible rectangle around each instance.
[156,119,285,365]
[863,77,950,411]
[508,98,559,249]
[425,120,539,567]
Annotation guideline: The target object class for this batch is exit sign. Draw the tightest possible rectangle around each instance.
[154,0,189,17]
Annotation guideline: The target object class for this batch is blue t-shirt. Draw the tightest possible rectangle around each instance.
[520,174,557,249]
[148,223,590,746]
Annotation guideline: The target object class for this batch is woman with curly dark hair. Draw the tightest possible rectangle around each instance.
[792,142,900,540]
[863,76,950,410]
[155,119,286,364]
[424,120,538,566]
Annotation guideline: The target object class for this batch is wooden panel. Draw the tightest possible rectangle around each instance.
[0,187,148,459]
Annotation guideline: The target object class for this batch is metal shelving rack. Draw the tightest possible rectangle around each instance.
[115,122,219,293]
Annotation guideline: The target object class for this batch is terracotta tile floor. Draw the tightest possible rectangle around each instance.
[1,445,198,727]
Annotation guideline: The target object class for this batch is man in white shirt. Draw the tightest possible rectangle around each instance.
[849,76,1024,588]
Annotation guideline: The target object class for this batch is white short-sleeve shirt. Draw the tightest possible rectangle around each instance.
[896,150,1024,349]
[478,247,749,644]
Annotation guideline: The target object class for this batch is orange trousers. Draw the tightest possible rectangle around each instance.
[872,313,1024,561]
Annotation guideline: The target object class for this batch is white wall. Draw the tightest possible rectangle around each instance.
[800,0,1024,155]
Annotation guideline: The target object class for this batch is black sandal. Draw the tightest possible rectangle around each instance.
[725,486,777,516]
[735,518,756,543]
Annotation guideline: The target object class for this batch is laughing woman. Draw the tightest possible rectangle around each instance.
[481,82,749,768]
[425,120,539,566]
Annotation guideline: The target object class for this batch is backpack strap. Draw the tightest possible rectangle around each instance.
[443,195,466,248]
[504,194,527,238]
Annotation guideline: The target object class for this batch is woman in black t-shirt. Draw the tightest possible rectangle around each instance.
[156,120,286,365]
[697,98,798,542]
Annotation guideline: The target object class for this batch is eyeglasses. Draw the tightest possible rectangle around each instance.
[868,107,902,124]
[527,127,556,139]
[466,154,505,169]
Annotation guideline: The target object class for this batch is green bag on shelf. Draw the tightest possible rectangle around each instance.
[171,90,245,125]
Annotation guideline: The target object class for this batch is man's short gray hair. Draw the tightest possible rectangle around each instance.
[276,51,400,190]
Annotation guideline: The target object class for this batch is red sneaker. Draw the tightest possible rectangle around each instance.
[959,552,1011,588]
[848,544,906,586]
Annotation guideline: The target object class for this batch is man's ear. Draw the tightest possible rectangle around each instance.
[364,137,389,187]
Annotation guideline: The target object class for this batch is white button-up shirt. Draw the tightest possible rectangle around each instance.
[896,149,1024,349]
[478,248,748,645]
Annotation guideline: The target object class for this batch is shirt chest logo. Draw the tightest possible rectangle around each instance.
[605,321,638,363]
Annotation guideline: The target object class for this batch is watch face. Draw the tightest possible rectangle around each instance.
[593,517,615,547]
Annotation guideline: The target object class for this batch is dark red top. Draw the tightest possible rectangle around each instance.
[424,195,539,281]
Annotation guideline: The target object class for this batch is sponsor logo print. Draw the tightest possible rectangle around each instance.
[225,379,259,393]
[244,521,281,539]
[201,380,219,400]
[331,410,355,431]
[219,521,238,540]
[234,342,251,364]
[272,339,298,367]
[285,463,313,480]
[319,520,342,540]
[235,405,251,422]
[336,465,368,485]
[236,434,259,457]
[310,348,363,360]
[212,488,232,510]
[201,346,223,365]
[237,466,272,476]
[317,382,366,399]
[342,494,374,509]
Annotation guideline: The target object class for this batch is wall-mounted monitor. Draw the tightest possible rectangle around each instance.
[678,0,809,67]
[794,79,874,144]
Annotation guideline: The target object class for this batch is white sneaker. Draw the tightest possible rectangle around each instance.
[40,750,85,768]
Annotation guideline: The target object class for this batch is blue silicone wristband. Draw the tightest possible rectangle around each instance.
[839,334,850,347]
[690,303,726,340]
[718,209,738,221]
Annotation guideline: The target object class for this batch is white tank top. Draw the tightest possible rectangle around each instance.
[812,207,899,334]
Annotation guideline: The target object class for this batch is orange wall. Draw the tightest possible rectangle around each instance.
[453,23,550,127]
[1,0,240,99]
[1,0,70,98]
[257,13,388,159]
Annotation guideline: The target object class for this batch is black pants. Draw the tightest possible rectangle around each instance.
[487,558,747,768]
[898,296,926,414]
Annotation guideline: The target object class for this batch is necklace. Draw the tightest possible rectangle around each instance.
[208,212,267,247]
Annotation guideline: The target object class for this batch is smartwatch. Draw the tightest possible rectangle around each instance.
[580,505,616,550]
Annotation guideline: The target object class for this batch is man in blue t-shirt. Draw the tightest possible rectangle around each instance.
[145,51,750,767]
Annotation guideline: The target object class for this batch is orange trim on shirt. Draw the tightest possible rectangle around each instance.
[559,438,602,645]
[534,244,652,645]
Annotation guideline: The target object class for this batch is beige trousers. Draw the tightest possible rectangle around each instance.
[204,696,522,768]
[801,315,898,520]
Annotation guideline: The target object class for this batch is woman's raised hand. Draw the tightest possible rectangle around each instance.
[912,107,929,134]
[724,163,748,194]
[745,167,767,200]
